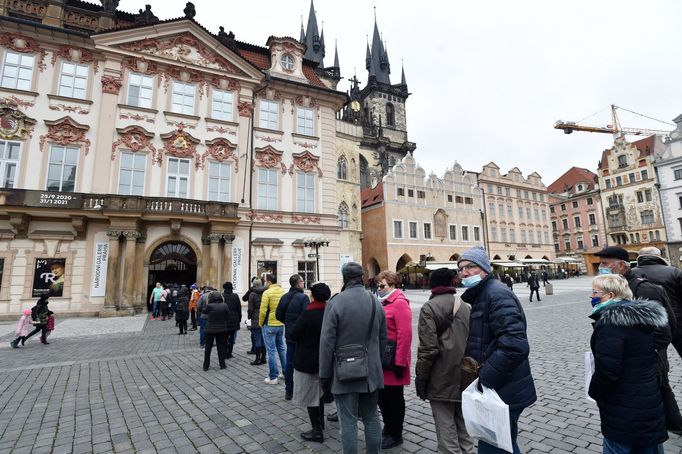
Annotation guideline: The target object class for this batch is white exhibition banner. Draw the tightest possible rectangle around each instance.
[90,242,109,297]
[340,254,353,274]
[232,237,244,293]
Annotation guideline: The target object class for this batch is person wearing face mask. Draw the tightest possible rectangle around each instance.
[588,274,668,453]
[457,246,536,454]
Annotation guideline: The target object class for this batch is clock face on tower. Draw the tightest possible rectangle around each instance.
[351,100,361,112]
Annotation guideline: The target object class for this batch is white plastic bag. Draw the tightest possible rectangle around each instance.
[584,351,596,403]
[461,378,513,453]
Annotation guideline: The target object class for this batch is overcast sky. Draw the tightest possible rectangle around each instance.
[119,0,682,186]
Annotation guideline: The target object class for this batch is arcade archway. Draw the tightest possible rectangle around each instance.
[147,241,198,309]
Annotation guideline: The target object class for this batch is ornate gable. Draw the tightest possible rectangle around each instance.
[119,32,247,77]
[158,127,200,166]
[111,126,158,162]
[199,138,238,171]
[254,145,286,174]
[39,117,90,154]
[289,150,323,177]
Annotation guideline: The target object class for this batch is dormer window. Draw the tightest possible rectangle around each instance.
[617,155,627,168]
[281,53,295,71]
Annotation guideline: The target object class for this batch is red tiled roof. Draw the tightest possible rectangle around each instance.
[547,167,598,194]
[237,48,325,88]
[598,135,656,171]
[361,183,384,208]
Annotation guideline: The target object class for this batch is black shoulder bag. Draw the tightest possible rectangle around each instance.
[334,296,376,382]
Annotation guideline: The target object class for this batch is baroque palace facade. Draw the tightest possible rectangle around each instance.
[0,1,346,317]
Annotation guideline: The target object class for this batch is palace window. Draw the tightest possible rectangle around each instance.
[574,216,581,228]
[617,155,627,168]
[118,151,145,196]
[592,235,599,247]
[393,220,403,239]
[572,200,579,208]
[211,89,234,121]
[641,210,655,225]
[462,226,469,241]
[449,225,457,240]
[408,221,418,239]
[47,145,78,192]
[58,62,88,99]
[257,168,278,210]
[423,222,432,240]
[338,203,349,229]
[508,228,515,243]
[296,172,315,212]
[208,161,231,202]
[127,73,153,108]
[259,100,279,129]
[562,219,569,230]
[171,81,195,115]
[385,103,395,127]
[1,51,34,90]
[0,141,21,188]
[166,157,190,198]
[589,213,597,225]
[296,107,314,135]
[297,261,316,288]
[641,169,649,180]
[587,197,593,205]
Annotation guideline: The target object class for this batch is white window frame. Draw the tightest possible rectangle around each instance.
[474,226,481,242]
[211,89,234,121]
[393,220,403,239]
[1,51,34,90]
[171,81,195,115]
[58,61,89,99]
[257,167,278,210]
[408,221,418,240]
[423,222,432,240]
[259,99,279,129]
[296,107,314,136]
[117,151,146,196]
[508,227,515,243]
[461,225,470,242]
[296,171,316,213]
[449,224,457,241]
[0,140,21,189]
[166,157,191,198]
[208,161,231,202]
[46,145,79,192]
[127,72,154,108]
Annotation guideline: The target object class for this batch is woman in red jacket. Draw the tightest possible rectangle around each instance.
[376,270,412,449]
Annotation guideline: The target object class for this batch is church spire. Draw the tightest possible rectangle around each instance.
[368,12,390,84]
[401,61,407,86]
[299,16,305,43]
[303,0,324,67]
[333,39,340,69]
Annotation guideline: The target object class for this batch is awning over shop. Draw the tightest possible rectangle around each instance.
[491,261,526,268]
[556,256,581,263]
[424,262,458,271]
[521,259,552,265]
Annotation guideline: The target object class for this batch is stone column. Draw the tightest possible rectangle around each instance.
[120,231,140,315]
[222,234,235,285]
[205,234,221,287]
[134,234,146,313]
[101,230,122,317]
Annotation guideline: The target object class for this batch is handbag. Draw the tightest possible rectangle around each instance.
[334,296,376,382]
[382,339,396,370]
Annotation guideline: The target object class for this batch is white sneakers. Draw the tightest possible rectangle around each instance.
[264,377,278,385]
[278,373,284,379]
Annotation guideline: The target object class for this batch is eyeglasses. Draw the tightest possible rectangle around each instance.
[591,290,606,295]
[378,284,387,289]
[459,264,480,271]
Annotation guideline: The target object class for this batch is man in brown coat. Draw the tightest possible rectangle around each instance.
[416,268,474,454]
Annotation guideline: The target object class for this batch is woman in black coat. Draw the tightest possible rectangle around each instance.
[24,295,54,345]
[202,291,229,371]
[589,274,668,453]
[223,282,242,359]
[175,288,190,335]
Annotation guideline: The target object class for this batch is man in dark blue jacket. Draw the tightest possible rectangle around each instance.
[276,274,310,400]
[458,246,536,454]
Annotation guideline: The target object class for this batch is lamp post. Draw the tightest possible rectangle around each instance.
[303,238,330,281]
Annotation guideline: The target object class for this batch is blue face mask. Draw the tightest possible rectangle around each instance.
[598,267,612,275]
[462,275,482,288]
[590,296,602,307]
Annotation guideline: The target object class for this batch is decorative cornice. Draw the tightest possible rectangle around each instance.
[198,138,238,171]
[111,126,157,161]
[246,211,283,223]
[254,145,287,174]
[101,76,123,95]
[158,127,200,166]
[289,150,323,177]
[0,33,47,72]
[39,117,90,154]
[291,215,321,224]
[119,112,155,123]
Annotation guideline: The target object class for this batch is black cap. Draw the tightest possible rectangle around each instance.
[310,282,331,302]
[429,268,455,288]
[342,262,364,283]
[594,246,630,262]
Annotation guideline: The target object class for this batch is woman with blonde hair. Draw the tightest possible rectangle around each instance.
[588,274,668,454]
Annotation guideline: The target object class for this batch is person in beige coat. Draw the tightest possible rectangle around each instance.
[415,268,474,454]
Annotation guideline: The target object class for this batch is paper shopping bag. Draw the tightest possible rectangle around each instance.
[461,378,513,453]
[584,351,596,403]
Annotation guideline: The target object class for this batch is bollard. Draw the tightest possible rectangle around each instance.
[545,283,553,296]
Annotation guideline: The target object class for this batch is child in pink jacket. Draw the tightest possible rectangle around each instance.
[10,309,32,348]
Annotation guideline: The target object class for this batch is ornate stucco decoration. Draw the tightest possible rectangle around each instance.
[0,33,47,72]
[158,126,200,166]
[206,124,236,135]
[246,211,283,223]
[289,150,322,177]
[164,66,205,96]
[6,1,47,20]
[121,57,161,83]
[0,102,36,140]
[295,95,318,108]
[291,215,321,224]
[119,33,247,76]
[49,104,89,115]
[111,126,157,161]
[50,45,100,73]
[119,112,154,123]
[39,117,90,154]
[63,8,100,30]
[208,75,240,93]
[254,145,287,174]
[199,138,238,171]
[101,76,123,94]
[238,101,253,117]
[0,96,34,109]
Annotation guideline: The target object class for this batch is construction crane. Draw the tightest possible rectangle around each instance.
[554,105,673,139]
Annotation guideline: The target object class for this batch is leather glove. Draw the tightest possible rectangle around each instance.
[394,365,405,379]
[415,379,428,400]
[321,378,333,403]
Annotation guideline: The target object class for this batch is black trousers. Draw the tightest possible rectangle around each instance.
[24,324,48,342]
[204,331,228,369]
[178,320,187,334]
[530,288,541,301]
[378,385,405,438]
[190,309,197,328]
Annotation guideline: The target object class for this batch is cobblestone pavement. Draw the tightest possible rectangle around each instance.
[0,277,681,453]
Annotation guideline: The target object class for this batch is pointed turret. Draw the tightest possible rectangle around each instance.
[365,41,372,71]
[368,15,390,84]
[319,26,326,65]
[400,63,407,86]
[333,40,340,69]
[303,0,324,66]
[299,18,305,43]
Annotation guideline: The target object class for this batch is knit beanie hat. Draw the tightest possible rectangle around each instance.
[342,262,364,283]
[458,246,492,274]
[429,268,455,288]
[310,282,331,302]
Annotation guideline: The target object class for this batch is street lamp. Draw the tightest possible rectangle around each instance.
[303,238,330,281]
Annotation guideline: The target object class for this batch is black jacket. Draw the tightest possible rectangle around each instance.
[223,290,242,332]
[289,302,325,373]
[175,293,189,321]
[275,287,309,341]
[462,275,537,410]
[631,256,682,331]
[247,286,265,327]
[31,301,53,325]
[623,269,674,346]
[202,301,229,333]
[589,299,668,446]
[527,276,539,290]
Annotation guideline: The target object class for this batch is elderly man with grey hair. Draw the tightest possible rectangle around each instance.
[632,246,682,358]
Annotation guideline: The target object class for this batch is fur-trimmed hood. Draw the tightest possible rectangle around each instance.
[596,299,668,328]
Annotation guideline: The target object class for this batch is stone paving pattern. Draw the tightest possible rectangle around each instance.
[0,277,681,453]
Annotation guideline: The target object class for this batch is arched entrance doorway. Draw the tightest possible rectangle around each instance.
[147,241,198,309]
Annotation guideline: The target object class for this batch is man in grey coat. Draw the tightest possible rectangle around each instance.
[319,262,387,454]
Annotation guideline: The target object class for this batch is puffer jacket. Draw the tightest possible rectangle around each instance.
[462,275,537,410]
[223,290,242,331]
[175,290,189,321]
[247,285,265,328]
[381,289,412,386]
[416,292,470,401]
[589,299,668,446]
[631,256,682,336]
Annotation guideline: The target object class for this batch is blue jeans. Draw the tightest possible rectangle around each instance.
[335,391,381,454]
[262,325,286,380]
[198,317,207,346]
[478,408,522,454]
[602,438,664,454]
[152,300,160,317]
[250,327,263,349]
[285,341,295,394]
[227,330,237,345]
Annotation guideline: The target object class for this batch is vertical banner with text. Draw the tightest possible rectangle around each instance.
[231,237,243,293]
[90,242,110,297]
